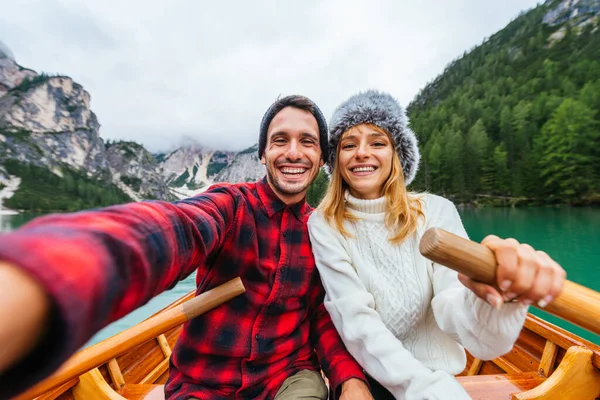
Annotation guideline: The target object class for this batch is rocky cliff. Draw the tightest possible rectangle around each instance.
[0,40,267,210]
[213,144,265,184]
[543,0,600,26]
[544,0,600,40]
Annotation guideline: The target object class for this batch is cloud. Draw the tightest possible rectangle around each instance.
[0,0,541,152]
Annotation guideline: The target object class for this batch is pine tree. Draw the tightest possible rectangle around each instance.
[537,98,599,202]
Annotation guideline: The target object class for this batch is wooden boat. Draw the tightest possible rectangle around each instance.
[13,230,600,400]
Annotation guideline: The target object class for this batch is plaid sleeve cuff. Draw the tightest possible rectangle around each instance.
[327,358,368,399]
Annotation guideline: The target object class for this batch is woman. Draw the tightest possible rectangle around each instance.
[307,90,565,400]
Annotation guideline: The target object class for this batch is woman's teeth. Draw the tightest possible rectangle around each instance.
[352,166,375,172]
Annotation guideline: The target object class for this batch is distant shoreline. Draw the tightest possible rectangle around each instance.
[0,208,18,216]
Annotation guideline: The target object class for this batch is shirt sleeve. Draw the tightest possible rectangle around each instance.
[428,196,529,360]
[307,211,470,400]
[0,185,238,397]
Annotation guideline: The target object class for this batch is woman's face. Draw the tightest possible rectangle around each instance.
[338,124,394,200]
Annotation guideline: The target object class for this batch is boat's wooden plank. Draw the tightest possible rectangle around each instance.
[116,339,158,373]
[107,358,125,390]
[34,378,79,400]
[154,370,170,385]
[492,356,522,375]
[122,345,166,384]
[538,341,558,377]
[140,358,170,385]
[478,360,506,375]
[513,327,546,363]
[111,323,179,385]
[118,384,165,400]
[467,358,483,376]
[514,346,600,400]
[54,392,76,400]
[71,368,125,400]
[457,372,546,399]
[156,335,172,358]
[524,315,600,369]
[98,365,114,389]
[501,343,540,373]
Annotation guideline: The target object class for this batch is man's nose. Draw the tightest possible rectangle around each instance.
[285,141,302,160]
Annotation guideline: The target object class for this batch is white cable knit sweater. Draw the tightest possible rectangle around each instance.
[307,193,529,400]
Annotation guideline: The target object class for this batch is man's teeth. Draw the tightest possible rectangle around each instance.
[352,166,375,172]
[281,167,307,174]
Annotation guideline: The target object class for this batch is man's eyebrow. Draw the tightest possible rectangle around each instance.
[300,132,319,141]
[268,131,290,140]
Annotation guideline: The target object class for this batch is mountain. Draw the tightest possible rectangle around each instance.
[0,41,265,212]
[407,0,600,205]
[105,140,172,201]
[158,143,265,199]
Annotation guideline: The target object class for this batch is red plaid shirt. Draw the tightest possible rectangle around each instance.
[0,178,365,399]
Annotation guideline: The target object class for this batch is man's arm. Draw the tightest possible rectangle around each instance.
[309,275,371,399]
[0,186,237,397]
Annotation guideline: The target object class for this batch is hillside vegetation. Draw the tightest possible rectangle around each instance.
[407,2,600,205]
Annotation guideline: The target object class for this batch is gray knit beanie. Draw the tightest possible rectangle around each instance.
[328,89,420,185]
[258,95,329,162]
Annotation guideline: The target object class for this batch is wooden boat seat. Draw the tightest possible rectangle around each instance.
[457,372,546,398]
[117,383,165,400]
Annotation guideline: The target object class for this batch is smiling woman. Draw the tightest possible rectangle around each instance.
[308,89,567,400]
[338,125,394,200]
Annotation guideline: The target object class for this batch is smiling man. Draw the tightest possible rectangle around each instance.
[259,100,325,203]
[0,95,372,400]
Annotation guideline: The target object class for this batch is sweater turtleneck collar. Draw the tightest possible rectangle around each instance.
[345,191,387,214]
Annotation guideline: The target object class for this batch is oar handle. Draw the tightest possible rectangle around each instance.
[419,228,600,336]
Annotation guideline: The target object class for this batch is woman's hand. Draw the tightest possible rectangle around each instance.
[457,235,566,309]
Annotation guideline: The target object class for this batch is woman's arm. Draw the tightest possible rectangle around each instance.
[308,211,469,400]
[428,197,528,359]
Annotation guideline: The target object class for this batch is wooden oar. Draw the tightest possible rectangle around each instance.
[419,228,600,336]
[14,277,245,400]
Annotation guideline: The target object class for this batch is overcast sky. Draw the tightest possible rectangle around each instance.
[0,0,541,153]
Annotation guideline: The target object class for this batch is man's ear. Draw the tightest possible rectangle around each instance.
[319,159,324,168]
[261,156,266,165]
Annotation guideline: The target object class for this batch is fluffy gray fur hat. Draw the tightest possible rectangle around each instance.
[328,89,420,185]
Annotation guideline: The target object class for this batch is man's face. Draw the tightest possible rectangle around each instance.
[261,106,324,204]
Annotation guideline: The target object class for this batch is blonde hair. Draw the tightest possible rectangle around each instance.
[318,124,424,244]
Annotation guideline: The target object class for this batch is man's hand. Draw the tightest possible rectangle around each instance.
[458,235,566,309]
[340,377,373,400]
[0,261,49,374]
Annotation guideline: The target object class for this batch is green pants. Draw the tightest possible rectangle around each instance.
[274,369,328,400]
[189,370,328,400]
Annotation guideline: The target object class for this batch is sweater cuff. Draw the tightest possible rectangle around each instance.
[466,290,529,336]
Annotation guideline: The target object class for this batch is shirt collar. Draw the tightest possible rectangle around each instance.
[256,177,308,221]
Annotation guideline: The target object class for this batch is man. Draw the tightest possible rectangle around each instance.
[0,95,373,399]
